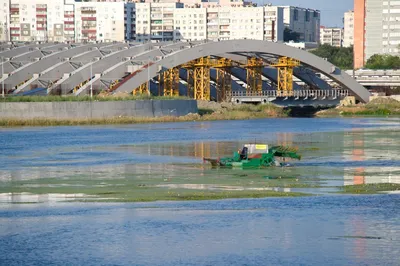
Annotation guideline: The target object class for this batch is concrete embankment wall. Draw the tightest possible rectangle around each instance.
[0,100,198,119]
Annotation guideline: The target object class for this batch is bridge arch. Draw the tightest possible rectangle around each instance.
[114,40,370,102]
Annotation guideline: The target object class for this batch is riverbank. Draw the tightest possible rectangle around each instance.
[317,97,400,117]
[0,100,288,127]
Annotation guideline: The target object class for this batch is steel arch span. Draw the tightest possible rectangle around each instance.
[114,40,370,103]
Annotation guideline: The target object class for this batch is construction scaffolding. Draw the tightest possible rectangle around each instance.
[132,82,149,95]
[158,67,180,96]
[213,58,232,102]
[245,57,264,93]
[182,57,212,100]
[272,56,300,96]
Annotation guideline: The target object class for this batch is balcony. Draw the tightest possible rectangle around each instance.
[10,8,19,12]
[82,17,96,21]
[64,21,74,24]
[11,33,20,36]
[36,8,46,11]
[64,28,74,31]
[36,27,46,31]
[10,27,20,30]
[82,29,96,33]
[64,14,74,18]
[36,14,47,18]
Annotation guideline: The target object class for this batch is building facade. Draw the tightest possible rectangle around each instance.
[354,0,400,68]
[320,26,343,47]
[0,1,304,44]
[343,10,354,48]
[281,6,320,43]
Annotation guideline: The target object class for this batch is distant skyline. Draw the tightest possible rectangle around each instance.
[254,0,353,27]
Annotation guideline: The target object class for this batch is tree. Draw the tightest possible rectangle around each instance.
[284,28,300,42]
[310,44,353,70]
[365,54,400,69]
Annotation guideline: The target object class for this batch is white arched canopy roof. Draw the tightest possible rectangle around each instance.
[114,40,370,103]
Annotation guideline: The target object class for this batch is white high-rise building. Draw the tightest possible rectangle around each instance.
[74,1,127,42]
[320,26,343,47]
[343,10,354,48]
[0,0,10,42]
[135,2,183,42]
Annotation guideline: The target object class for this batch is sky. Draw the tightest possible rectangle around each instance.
[255,0,353,27]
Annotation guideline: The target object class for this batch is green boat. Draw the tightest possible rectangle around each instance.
[203,144,301,169]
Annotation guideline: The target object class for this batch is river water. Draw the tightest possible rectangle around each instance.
[0,118,400,265]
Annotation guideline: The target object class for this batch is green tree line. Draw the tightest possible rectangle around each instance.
[364,54,400,69]
[310,44,353,69]
[310,44,400,70]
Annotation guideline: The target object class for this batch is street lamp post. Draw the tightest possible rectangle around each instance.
[147,56,150,96]
[90,63,93,98]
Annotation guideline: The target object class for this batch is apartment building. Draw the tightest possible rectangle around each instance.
[135,2,183,42]
[139,4,283,43]
[354,0,400,68]
[173,7,207,41]
[343,10,354,48]
[74,1,127,42]
[320,26,343,47]
[281,6,320,43]
[0,0,10,42]
[0,1,300,44]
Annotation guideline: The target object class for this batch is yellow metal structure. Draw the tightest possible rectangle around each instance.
[182,57,212,100]
[272,56,300,96]
[186,69,194,98]
[245,58,263,93]
[213,58,232,102]
[159,67,180,96]
[133,82,149,95]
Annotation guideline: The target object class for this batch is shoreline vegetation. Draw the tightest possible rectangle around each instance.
[0,96,399,127]
[317,97,400,117]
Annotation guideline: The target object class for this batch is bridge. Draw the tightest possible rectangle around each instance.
[0,40,370,103]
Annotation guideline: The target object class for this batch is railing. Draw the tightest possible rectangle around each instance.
[227,90,349,99]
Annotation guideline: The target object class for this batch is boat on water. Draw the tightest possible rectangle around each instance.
[203,144,301,169]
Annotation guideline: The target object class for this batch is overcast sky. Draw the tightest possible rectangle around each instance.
[254,0,353,27]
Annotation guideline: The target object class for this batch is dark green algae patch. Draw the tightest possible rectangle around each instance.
[337,183,400,194]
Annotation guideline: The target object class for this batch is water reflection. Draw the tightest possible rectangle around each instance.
[0,119,400,204]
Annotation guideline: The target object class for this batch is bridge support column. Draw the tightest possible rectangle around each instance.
[193,57,211,100]
[245,58,263,93]
[159,67,179,96]
[272,57,300,97]
[187,69,194,98]
[133,82,149,95]
[214,58,232,102]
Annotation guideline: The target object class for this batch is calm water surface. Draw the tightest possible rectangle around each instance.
[0,118,400,265]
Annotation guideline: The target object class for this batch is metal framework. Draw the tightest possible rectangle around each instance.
[272,56,300,95]
[159,67,180,96]
[245,57,264,93]
[213,58,232,102]
[133,82,149,95]
[182,57,213,100]
[186,69,194,98]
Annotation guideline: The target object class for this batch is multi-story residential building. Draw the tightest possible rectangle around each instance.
[281,6,320,43]
[354,0,400,68]
[74,1,127,42]
[173,7,207,41]
[263,5,284,42]
[0,1,297,44]
[0,0,10,42]
[320,26,343,47]
[135,2,183,42]
[343,10,354,48]
[140,4,283,43]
